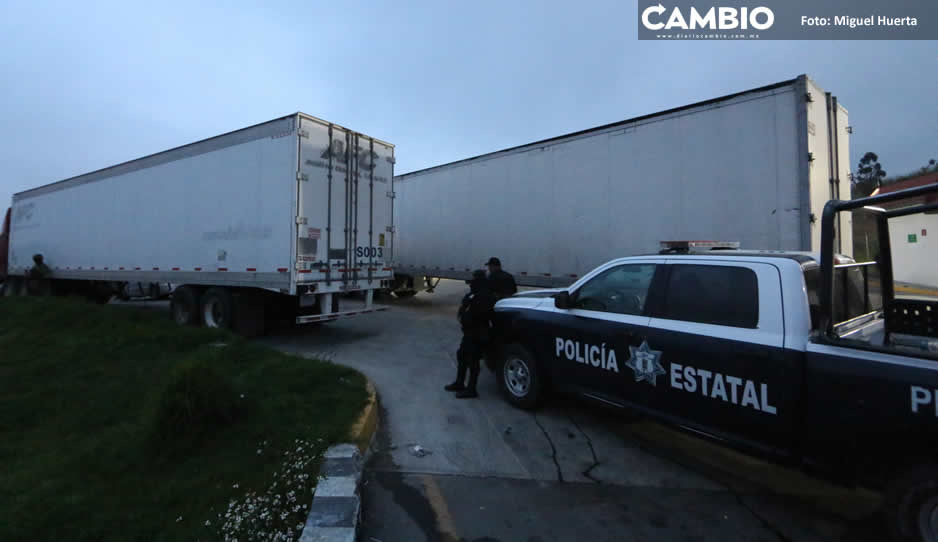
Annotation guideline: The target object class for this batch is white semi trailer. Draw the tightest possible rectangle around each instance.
[391,74,852,294]
[4,113,395,334]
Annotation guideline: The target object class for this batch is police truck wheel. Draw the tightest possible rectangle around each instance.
[498,344,544,410]
[170,286,201,326]
[886,464,938,542]
[201,287,234,329]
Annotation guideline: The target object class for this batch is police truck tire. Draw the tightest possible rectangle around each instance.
[201,287,234,329]
[171,286,201,326]
[498,344,544,410]
[885,463,938,542]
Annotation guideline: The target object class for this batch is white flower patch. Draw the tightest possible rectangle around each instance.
[212,438,326,541]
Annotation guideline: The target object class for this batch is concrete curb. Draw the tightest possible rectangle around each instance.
[299,379,379,542]
[350,380,379,457]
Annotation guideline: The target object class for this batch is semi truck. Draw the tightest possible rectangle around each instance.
[2,113,395,334]
[391,74,853,295]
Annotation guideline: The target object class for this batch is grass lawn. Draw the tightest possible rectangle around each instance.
[0,296,368,542]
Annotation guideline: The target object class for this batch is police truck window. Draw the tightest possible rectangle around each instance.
[662,265,759,329]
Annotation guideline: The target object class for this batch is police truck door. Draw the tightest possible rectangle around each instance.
[549,262,659,403]
[643,261,795,456]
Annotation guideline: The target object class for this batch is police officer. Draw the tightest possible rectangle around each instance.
[485,257,517,301]
[445,269,496,399]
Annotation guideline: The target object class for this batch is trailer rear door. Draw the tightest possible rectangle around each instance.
[295,115,394,292]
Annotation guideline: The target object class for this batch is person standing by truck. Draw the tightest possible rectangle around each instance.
[485,257,517,301]
[445,270,496,399]
[27,254,52,296]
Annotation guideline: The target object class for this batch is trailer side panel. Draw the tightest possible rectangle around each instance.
[394,79,825,286]
[8,117,298,291]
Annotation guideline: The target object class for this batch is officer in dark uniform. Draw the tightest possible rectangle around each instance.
[485,257,517,301]
[445,269,496,399]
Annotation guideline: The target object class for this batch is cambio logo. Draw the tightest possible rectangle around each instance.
[642,3,774,31]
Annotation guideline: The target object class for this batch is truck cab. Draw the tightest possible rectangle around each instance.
[491,184,938,541]
[1,207,9,287]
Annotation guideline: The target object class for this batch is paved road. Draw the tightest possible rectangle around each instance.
[254,279,887,542]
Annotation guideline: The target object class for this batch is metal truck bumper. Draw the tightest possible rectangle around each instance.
[295,305,389,324]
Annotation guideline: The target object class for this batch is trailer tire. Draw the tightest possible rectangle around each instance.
[886,463,938,542]
[201,287,234,329]
[391,274,417,298]
[15,278,29,296]
[4,277,23,296]
[171,286,202,326]
[497,344,545,411]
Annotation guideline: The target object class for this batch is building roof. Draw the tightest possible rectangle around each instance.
[869,171,938,209]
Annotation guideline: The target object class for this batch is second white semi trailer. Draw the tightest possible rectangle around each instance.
[5,113,395,333]
[391,74,852,293]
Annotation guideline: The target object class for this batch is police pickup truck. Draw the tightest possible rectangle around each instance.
[490,183,938,541]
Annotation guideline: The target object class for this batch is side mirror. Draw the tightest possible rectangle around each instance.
[554,291,571,309]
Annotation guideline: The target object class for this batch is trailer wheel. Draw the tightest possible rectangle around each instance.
[171,286,202,326]
[201,287,234,329]
[4,277,24,296]
[391,274,417,298]
[497,344,545,410]
[886,464,938,542]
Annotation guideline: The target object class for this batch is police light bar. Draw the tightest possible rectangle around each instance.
[659,240,740,250]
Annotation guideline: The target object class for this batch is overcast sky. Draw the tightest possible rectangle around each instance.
[1,0,935,206]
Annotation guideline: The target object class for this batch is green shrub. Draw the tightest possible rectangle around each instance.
[0,296,368,541]
[147,353,246,451]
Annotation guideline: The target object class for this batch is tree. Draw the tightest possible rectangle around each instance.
[852,152,887,198]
